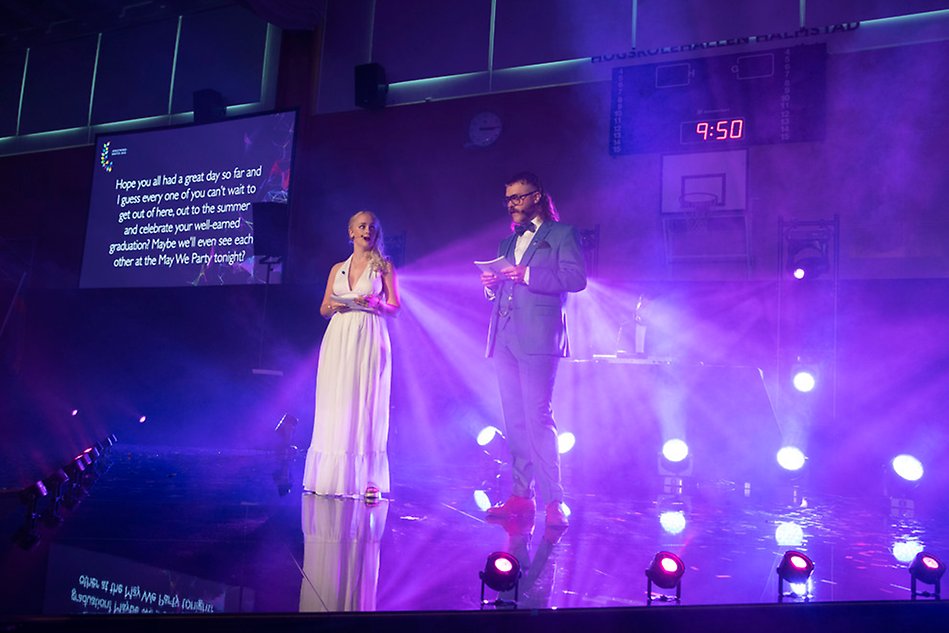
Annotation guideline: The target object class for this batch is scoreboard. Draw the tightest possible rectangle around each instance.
[610,44,826,154]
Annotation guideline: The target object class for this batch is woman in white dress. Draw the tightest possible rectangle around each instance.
[302,211,400,498]
[298,494,389,612]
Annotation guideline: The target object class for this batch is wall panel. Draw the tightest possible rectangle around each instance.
[19,36,97,134]
[171,5,269,113]
[494,0,632,68]
[0,50,25,137]
[636,0,798,49]
[92,20,179,125]
[372,0,491,82]
[806,0,949,26]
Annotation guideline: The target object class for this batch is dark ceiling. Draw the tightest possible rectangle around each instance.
[0,0,322,52]
[0,0,233,51]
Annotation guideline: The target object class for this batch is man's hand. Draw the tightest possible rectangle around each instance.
[481,271,501,289]
[499,264,527,285]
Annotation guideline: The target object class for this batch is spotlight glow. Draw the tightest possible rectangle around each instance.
[892,539,925,564]
[494,558,513,573]
[557,431,576,454]
[789,581,809,596]
[645,551,685,589]
[476,426,501,446]
[661,439,689,463]
[775,522,804,547]
[910,551,946,586]
[789,554,809,570]
[480,552,521,592]
[776,446,807,471]
[792,268,806,280]
[138,415,147,423]
[792,371,816,393]
[660,556,680,574]
[777,550,815,586]
[891,454,924,482]
[659,511,686,535]
[473,490,492,511]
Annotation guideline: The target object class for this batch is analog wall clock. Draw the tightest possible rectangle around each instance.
[468,111,502,147]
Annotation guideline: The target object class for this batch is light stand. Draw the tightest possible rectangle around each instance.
[13,481,47,549]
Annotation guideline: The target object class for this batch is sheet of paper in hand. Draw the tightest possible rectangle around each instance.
[330,294,373,311]
[473,256,508,275]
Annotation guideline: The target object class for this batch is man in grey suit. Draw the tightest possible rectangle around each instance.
[481,172,587,527]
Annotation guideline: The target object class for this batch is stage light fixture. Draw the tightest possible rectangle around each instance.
[886,454,925,518]
[274,414,298,443]
[645,551,685,604]
[92,441,113,470]
[909,551,944,600]
[13,480,48,550]
[557,431,576,454]
[476,426,503,447]
[659,440,692,473]
[62,457,89,509]
[41,469,70,528]
[79,450,101,482]
[777,550,815,602]
[791,369,816,393]
[776,447,809,508]
[658,440,692,495]
[63,457,87,483]
[776,446,807,472]
[662,439,689,463]
[479,551,521,607]
[18,481,48,508]
[273,414,299,496]
[891,454,924,482]
[787,238,829,280]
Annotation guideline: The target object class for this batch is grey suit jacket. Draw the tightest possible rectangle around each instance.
[485,221,587,358]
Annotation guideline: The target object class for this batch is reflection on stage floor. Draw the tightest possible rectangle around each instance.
[1,446,947,617]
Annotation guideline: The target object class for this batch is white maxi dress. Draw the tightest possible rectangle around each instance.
[303,255,391,495]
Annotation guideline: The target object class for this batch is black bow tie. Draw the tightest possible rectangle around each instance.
[515,223,536,236]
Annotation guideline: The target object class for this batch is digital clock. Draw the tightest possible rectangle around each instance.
[609,44,826,154]
[681,118,745,144]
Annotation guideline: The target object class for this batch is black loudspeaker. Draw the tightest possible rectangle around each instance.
[193,89,226,123]
[354,63,388,110]
[252,202,289,258]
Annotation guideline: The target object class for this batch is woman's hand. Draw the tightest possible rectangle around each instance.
[354,294,382,312]
[322,301,349,319]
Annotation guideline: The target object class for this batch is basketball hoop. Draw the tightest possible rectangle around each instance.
[678,192,718,230]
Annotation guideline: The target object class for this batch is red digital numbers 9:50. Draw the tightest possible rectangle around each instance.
[681,118,745,143]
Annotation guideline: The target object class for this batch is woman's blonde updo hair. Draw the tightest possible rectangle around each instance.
[348,210,390,273]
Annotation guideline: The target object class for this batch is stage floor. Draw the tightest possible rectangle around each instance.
[1,445,947,617]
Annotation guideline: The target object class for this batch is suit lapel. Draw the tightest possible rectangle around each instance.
[501,233,517,261]
[520,221,554,267]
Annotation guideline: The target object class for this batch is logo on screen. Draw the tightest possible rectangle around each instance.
[99,142,113,172]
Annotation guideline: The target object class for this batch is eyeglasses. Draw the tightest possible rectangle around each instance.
[504,190,539,205]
